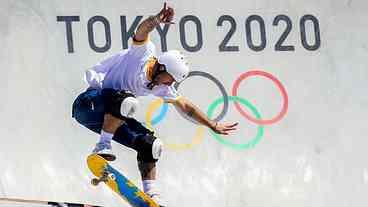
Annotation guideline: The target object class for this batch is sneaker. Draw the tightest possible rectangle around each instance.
[146,191,167,207]
[92,142,116,161]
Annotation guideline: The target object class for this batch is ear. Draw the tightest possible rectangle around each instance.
[159,64,166,72]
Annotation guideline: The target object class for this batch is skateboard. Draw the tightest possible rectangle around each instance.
[86,154,159,207]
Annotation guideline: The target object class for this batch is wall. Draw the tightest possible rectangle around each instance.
[0,0,367,206]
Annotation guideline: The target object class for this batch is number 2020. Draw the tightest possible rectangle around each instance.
[217,14,321,52]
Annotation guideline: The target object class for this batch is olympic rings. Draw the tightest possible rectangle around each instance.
[231,70,288,125]
[174,71,229,122]
[145,98,205,150]
[207,96,264,149]
[145,69,288,151]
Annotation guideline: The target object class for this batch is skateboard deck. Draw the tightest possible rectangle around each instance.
[87,154,159,207]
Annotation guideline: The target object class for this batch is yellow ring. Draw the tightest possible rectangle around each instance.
[145,98,205,151]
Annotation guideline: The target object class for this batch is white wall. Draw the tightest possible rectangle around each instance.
[1,0,368,206]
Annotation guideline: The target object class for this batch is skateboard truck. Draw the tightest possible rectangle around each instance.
[91,167,116,186]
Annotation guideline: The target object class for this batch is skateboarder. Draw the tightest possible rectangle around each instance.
[72,3,238,206]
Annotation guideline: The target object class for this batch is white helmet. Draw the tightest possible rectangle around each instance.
[157,50,190,83]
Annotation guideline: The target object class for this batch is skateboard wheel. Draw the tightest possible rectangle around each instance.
[108,173,116,181]
[91,178,100,186]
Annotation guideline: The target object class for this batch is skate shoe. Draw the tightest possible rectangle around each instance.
[146,190,167,207]
[92,141,116,161]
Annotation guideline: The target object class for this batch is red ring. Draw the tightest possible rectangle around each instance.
[231,70,288,125]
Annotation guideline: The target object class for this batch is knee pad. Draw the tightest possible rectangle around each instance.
[112,123,162,163]
[152,138,163,160]
[135,135,163,163]
[101,89,138,119]
[120,96,139,118]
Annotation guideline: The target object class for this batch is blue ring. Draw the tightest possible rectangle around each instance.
[150,102,169,126]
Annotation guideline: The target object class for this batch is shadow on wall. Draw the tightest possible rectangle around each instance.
[0,198,102,207]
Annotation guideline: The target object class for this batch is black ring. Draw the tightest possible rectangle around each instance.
[174,70,229,122]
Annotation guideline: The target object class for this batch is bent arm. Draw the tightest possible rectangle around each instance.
[167,97,217,130]
[167,97,238,135]
[134,3,174,42]
[134,15,160,42]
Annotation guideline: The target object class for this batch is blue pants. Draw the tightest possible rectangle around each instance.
[72,88,153,148]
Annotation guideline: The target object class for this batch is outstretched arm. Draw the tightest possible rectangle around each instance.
[168,97,238,135]
[134,2,174,42]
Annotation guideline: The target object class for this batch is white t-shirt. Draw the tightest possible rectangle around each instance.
[84,39,179,101]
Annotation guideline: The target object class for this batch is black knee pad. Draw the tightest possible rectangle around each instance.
[101,88,135,119]
[112,124,163,163]
[135,135,163,163]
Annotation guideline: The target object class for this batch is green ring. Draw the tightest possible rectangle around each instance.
[207,96,264,149]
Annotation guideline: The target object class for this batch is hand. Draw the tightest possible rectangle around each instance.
[211,122,238,135]
[156,2,175,24]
